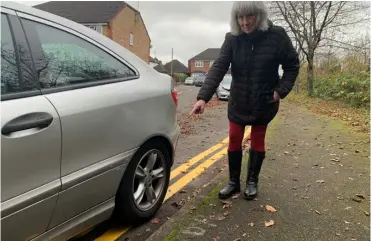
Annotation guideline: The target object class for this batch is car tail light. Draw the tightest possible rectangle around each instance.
[171,90,178,107]
[170,78,178,107]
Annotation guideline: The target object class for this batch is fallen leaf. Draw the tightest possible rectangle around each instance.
[248,222,254,227]
[284,151,289,155]
[232,194,240,199]
[330,159,340,162]
[344,220,350,224]
[364,211,370,216]
[191,206,196,210]
[351,197,362,203]
[243,233,247,236]
[315,210,321,215]
[356,194,365,199]
[151,218,160,224]
[223,204,231,209]
[180,189,187,194]
[316,180,325,184]
[355,150,360,153]
[216,215,226,221]
[265,205,277,212]
[223,211,229,217]
[335,233,341,236]
[221,200,232,205]
[345,207,352,210]
[264,219,275,227]
[171,202,182,209]
[146,228,151,232]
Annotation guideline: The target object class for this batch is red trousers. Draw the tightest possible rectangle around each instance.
[228,121,267,152]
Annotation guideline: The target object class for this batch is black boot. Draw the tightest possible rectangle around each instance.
[244,149,265,200]
[218,151,242,199]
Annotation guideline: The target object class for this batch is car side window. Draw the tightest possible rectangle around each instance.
[1,14,20,95]
[21,19,136,89]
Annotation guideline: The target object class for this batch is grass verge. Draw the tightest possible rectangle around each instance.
[286,93,369,134]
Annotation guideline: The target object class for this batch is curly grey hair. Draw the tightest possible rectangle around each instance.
[230,1,269,36]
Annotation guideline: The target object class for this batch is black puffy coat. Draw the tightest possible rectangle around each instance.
[197,24,300,126]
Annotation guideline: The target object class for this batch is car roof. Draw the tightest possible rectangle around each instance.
[0,1,150,74]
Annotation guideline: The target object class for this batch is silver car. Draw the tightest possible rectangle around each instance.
[184,77,194,85]
[216,76,232,100]
[194,75,206,87]
[1,2,180,241]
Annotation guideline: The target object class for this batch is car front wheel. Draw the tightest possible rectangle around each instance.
[114,141,170,224]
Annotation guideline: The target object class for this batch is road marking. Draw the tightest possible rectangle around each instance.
[165,146,228,200]
[94,227,131,241]
[170,136,229,180]
[166,127,250,201]
[94,128,250,241]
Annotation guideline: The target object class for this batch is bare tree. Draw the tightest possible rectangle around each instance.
[268,1,370,96]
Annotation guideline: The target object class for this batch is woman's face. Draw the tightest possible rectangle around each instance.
[238,15,257,34]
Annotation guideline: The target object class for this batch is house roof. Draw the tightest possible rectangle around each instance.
[164,60,188,74]
[154,64,169,74]
[34,1,129,23]
[189,48,221,61]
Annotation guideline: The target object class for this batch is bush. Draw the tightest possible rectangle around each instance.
[172,73,188,83]
[313,71,370,108]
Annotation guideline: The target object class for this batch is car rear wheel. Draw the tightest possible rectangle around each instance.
[114,141,170,224]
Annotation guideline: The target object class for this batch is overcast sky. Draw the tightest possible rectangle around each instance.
[18,1,370,66]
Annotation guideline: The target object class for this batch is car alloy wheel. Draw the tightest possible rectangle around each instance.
[133,149,166,212]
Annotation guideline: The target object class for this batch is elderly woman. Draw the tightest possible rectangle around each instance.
[190,1,299,200]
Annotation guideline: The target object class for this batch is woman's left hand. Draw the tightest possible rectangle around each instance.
[273,91,281,102]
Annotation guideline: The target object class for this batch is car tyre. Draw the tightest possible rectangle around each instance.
[114,141,171,225]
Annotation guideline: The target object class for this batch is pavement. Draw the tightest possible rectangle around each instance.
[145,97,370,241]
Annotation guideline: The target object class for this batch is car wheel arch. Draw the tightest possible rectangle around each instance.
[135,134,174,167]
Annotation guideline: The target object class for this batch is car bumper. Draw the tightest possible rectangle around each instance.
[218,92,230,100]
[168,124,181,165]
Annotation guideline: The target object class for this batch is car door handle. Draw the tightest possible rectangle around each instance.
[2,112,54,136]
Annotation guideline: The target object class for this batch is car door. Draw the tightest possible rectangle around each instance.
[18,13,143,228]
[0,9,62,241]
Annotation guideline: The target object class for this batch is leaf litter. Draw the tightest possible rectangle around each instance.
[264,220,275,227]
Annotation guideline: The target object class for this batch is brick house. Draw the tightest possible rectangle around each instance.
[188,48,231,77]
[35,1,151,63]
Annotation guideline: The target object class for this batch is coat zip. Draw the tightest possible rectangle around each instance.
[249,44,254,78]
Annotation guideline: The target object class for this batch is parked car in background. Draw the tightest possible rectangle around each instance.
[216,76,232,100]
[184,77,194,85]
[194,75,206,87]
[1,2,180,241]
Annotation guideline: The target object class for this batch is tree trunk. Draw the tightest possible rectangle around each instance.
[307,60,314,96]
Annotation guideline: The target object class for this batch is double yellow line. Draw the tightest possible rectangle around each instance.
[95,127,251,241]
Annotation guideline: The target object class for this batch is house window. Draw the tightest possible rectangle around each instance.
[130,33,134,46]
[195,61,203,67]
